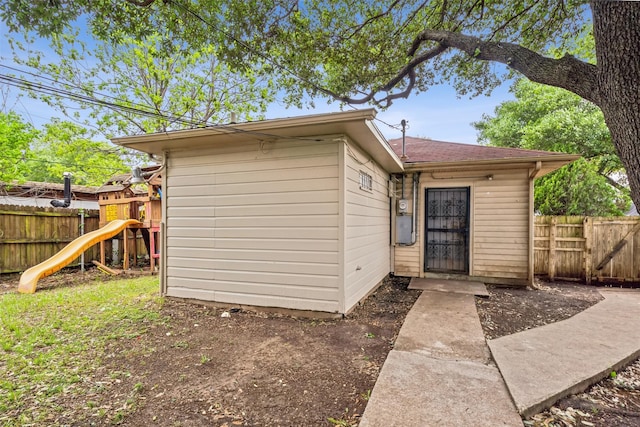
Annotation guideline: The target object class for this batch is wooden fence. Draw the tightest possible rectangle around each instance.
[0,204,146,274]
[535,216,640,284]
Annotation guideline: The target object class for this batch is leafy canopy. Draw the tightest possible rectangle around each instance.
[0,113,130,186]
[8,24,276,137]
[0,0,590,107]
[29,119,131,186]
[3,1,640,213]
[474,78,629,216]
[0,111,38,183]
[534,159,628,217]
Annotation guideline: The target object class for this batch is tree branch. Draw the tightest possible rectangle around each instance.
[601,173,629,193]
[411,29,600,105]
[329,44,448,107]
[487,0,543,41]
[345,0,403,40]
[125,0,157,6]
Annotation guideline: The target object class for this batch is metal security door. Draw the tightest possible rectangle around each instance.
[425,187,470,273]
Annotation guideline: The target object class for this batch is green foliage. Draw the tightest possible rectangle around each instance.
[475,79,617,169]
[10,25,276,136]
[2,0,639,213]
[28,119,131,185]
[535,159,627,216]
[0,276,161,425]
[0,112,38,183]
[0,112,131,185]
[474,79,630,216]
[0,1,589,106]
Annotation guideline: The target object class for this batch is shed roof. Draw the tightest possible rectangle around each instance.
[0,181,99,198]
[113,109,404,173]
[388,136,579,176]
[97,165,163,194]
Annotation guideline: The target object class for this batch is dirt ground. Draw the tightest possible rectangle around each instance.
[2,270,640,426]
[477,280,640,427]
[476,279,604,340]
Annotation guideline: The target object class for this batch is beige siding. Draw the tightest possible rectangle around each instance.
[392,173,420,276]
[472,170,529,279]
[393,169,531,282]
[394,246,420,276]
[343,140,391,312]
[165,139,341,312]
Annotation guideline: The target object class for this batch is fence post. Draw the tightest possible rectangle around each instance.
[79,209,85,273]
[549,217,557,281]
[584,217,592,285]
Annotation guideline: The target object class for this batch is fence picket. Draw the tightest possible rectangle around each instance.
[535,216,640,283]
[0,204,146,274]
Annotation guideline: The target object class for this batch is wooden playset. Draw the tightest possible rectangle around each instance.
[96,166,162,271]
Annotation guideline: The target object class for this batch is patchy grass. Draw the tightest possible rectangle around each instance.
[0,276,161,426]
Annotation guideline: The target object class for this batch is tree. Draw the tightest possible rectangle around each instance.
[534,159,627,216]
[474,78,629,216]
[0,111,38,182]
[9,28,275,137]
[2,1,640,210]
[0,112,130,186]
[28,119,131,186]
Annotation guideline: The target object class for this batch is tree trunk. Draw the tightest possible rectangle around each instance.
[593,1,640,212]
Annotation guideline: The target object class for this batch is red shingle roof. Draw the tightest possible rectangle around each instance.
[388,136,571,164]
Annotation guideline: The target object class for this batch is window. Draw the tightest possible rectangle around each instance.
[359,171,372,192]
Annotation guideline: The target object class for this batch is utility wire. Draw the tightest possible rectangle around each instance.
[2,153,129,172]
[0,72,201,128]
[2,3,405,140]
[1,63,226,130]
[1,70,327,142]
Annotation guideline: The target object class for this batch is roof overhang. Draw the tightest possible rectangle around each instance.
[402,154,580,177]
[112,109,404,173]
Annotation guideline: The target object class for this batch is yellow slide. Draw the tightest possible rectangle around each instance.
[18,219,140,294]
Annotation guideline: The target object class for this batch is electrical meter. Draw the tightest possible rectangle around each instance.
[397,199,409,214]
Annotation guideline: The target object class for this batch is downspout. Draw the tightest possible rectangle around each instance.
[149,153,167,176]
[399,172,420,246]
[160,151,168,296]
[133,153,167,184]
[410,172,420,245]
[79,209,85,272]
[528,161,542,286]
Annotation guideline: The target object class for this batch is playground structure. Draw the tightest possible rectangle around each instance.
[17,166,162,293]
[18,219,141,293]
[96,166,162,272]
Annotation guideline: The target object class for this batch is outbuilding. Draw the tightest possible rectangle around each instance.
[114,109,577,314]
[388,136,578,286]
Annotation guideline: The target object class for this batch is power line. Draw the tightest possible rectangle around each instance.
[0,69,328,142]
[2,5,405,142]
[2,153,129,172]
[1,63,224,130]
[0,71,202,128]
[1,66,314,138]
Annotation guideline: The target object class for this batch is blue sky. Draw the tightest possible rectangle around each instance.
[265,83,514,143]
[1,21,515,145]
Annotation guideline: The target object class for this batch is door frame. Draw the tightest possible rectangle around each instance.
[423,186,471,274]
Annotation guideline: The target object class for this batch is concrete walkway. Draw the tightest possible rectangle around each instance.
[489,288,640,417]
[359,279,522,426]
[360,280,640,426]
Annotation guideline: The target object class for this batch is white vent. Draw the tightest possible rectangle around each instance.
[359,171,372,191]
